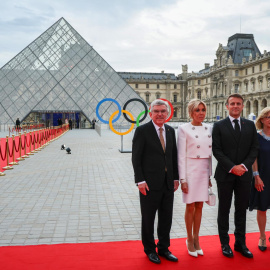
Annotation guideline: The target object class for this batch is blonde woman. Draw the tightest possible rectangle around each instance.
[177,99,212,257]
[249,107,270,251]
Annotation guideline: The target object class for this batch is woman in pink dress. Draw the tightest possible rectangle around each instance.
[177,99,212,257]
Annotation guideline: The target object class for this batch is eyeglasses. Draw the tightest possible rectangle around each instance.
[152,110,167,114]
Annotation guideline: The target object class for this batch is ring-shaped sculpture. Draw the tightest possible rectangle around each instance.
[109,110,135,135]
[123,98,148,124]
[96,98,121,124]
[136,110,151,127]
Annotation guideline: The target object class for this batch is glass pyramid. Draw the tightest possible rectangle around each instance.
[0,17,148,127]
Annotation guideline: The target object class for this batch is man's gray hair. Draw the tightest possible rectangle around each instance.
[150,99,169,112]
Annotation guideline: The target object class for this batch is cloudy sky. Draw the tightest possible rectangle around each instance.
[0,0,270,74]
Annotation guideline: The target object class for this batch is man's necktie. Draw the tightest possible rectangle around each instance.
[159,127,165,152]
[233,119,241,141]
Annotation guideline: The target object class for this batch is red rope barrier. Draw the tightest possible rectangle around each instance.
[14,137,20,152]
[9,138,14,158]
[0,139,7,161]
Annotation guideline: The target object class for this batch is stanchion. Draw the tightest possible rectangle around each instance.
[27,132,34,155]
[3,136,13,170]
[9,135,19,165]
[22,132,29,158]
[17,132,25,161]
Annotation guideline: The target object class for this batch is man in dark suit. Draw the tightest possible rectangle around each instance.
[212,94,258,258]
[132,99,179,264]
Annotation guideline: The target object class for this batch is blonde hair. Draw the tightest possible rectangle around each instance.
[255,107,270,130]
[188,99,207,118]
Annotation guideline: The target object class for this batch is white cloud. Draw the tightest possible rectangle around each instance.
[1,0,270,73]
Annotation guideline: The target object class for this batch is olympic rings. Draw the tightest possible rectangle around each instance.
[123,98,148,124]
[96,98,122,124]
[95,98,174,135]
[109,110,135,135]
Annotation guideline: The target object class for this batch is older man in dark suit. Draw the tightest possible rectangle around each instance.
[212,93,259,258]
[132,99,179,264]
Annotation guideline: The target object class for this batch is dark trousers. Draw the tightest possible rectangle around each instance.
[217,178,251,245]
[139,180,174,255]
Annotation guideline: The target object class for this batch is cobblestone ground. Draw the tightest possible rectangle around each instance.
[0,129,269,246]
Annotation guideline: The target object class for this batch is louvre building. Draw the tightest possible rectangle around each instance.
[0,18,146,127]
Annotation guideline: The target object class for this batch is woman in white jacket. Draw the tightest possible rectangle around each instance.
[177,99,212,257]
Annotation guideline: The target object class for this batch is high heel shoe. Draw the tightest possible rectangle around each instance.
[186,240,198,257]
[196,249,204,256]
[258,238,267,251]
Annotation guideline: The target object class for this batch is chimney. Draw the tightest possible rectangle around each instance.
[205,63,210,69]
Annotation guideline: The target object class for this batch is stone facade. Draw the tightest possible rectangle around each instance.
[120,34,270,122]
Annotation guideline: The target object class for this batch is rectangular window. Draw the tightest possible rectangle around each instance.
[235,84,239,93]
[156,94,160,99]
[268,62,270,69]
[146,94,150,102]
[245,83,248,91]
[260,64,262,71]
[235,70,239,76]
[157,84,159,89]
[198,80,201,85]
[173,110,177,117]
[135,83,138,88]
[252,66,255,73]
[146,83,149,88]
[206,78,208,83]
[174,84,177,89]
[173,95,177,102]
[245,69,248,75]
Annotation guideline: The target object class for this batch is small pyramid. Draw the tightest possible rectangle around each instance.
[0,17,147,125]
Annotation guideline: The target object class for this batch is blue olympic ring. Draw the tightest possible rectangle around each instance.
[96,98,122,124]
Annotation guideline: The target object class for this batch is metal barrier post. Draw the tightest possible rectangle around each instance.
[9,135,19,165]
[22,132,29,158]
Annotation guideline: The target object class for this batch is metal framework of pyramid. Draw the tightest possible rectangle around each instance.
[0,17,147,126]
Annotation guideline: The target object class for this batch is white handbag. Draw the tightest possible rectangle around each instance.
[206,187,216,206]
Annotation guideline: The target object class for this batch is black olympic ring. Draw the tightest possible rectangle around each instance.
[123,98,148,124]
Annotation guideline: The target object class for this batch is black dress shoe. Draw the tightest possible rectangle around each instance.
[147,252,161,264]
[221,244,233,258]
[158,251,178,262]
[234,243,253,258]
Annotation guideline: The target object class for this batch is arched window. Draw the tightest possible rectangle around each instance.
[197,91,201,99]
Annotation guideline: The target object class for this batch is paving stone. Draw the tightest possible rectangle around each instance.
[0,129,269,247]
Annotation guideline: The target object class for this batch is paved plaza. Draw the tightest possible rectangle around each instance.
[0,128,269,246]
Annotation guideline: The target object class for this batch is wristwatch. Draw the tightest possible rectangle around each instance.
[253,171,259,176]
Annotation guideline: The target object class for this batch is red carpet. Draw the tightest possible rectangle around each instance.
[0,233,269,270]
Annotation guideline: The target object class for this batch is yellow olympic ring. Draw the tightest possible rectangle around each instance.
[109,110,135,135]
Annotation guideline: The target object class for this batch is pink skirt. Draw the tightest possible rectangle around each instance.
[182,158,210,204]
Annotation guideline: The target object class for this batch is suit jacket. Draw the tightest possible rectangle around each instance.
[132,121,179,190]
[177,122,212,180]
[212,117,259,182]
